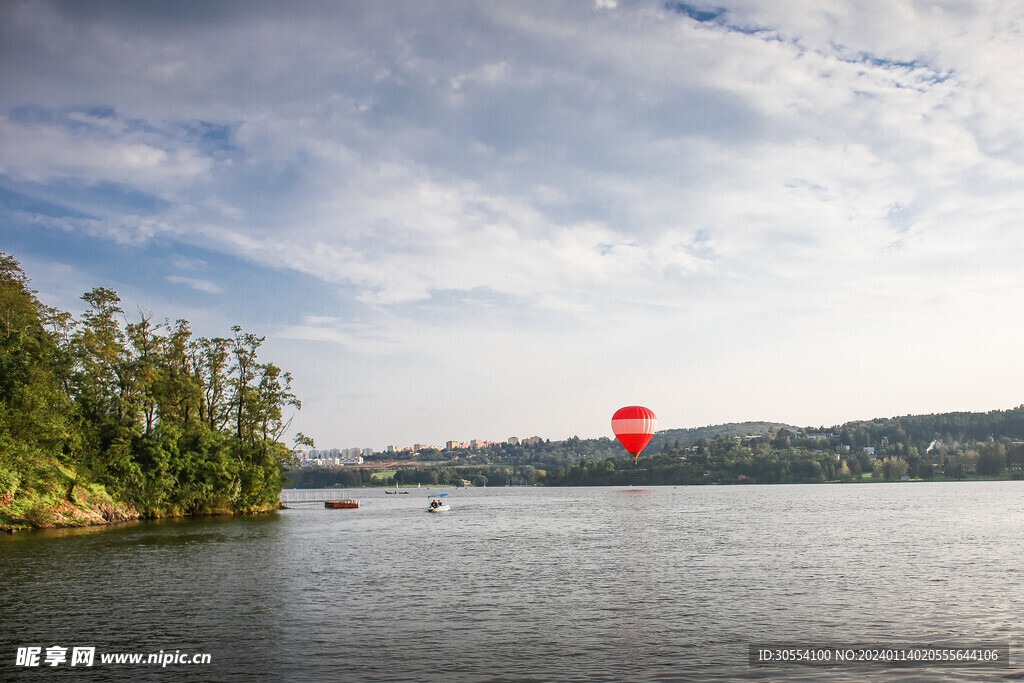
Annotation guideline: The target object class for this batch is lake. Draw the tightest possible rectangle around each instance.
[2,482,1022,681]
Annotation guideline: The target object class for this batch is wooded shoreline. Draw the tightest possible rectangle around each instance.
[1,252,300,533]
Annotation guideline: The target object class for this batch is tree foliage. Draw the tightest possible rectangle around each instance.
[0,253,300,516]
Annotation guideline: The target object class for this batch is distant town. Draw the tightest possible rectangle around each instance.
[292,432,882,469]
[294,436,547,468]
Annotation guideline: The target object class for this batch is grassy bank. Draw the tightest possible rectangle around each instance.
[1,459,134,532]
[0,459,279,533]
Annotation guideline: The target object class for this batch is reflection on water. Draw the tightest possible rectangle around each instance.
[2,482,1023,681]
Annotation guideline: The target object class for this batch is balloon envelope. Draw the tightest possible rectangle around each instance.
[611,406,657,458]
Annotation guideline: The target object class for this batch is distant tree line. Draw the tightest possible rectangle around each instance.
[287,463,544,489]
[644,421,796,453]
[0,253,300,520]
[544,417,1024,485]
[333,409,1024,488]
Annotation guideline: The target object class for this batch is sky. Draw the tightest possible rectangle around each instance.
[1,0,1022,451]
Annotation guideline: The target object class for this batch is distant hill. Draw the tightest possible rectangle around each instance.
[644,406,1024,454]
[292,407,1024,489]
[646,421,796,453]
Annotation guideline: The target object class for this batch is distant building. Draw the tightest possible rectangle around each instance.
[298,448,363,467]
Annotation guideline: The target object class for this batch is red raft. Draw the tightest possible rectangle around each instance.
[325,499,359,509]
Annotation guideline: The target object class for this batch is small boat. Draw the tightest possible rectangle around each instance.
[398,491,410,494]
[325,499,359,509]
[384,490,397,494]
[427,494,450,513]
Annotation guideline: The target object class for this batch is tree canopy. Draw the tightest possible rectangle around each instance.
[0,253,300,523]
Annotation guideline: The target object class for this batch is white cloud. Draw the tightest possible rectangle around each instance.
[0,117,212,190]
[165,275,223,295]
[4,0,1024,448]
[278,316,421,355]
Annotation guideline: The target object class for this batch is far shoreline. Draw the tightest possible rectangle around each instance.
[282,473,1023,489]
[8,477,1020,535]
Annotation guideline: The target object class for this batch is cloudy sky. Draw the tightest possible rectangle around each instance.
[2,0,1022,450]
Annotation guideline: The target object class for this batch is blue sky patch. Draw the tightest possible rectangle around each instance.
[0,184,95,220]
[665,2,726,23]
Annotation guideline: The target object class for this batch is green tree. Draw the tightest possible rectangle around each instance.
[71,287,144,494]
[836,460,853,481]
[976,443,1006,476]
[192,336,231,431]
[1,252,305,523]
[873,457,909,481]
[154,319,202,427]
[0,254,77,496]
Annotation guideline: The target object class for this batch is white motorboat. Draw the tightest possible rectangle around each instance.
[427,494,450,513]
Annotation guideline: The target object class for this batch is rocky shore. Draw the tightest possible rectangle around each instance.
[1,496,140,533]
[1,492,279,533]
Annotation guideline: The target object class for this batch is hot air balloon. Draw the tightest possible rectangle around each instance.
[611,406,657,463]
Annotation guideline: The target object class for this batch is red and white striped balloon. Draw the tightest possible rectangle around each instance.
[611,406,657,461]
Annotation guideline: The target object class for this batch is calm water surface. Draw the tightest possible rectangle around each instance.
[2,482,1023,681]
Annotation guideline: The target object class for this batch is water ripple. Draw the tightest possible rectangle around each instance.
[2,483,1023,681]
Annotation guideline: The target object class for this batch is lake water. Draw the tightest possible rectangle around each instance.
[2,482,1023,681]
